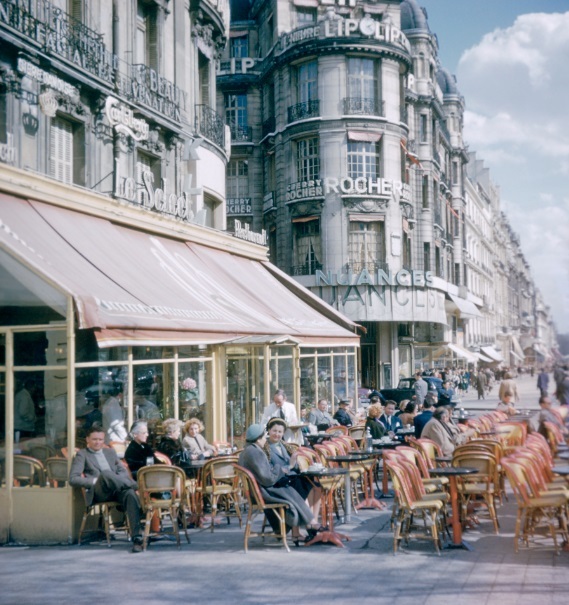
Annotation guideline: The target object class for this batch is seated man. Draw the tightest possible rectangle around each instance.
[333,399,353,427]
[378,400,403,437]
[69,424,144,553]
[414,398,434,438]
[421,407,475,457]
[530,395,568,436]
[308,399,338,431]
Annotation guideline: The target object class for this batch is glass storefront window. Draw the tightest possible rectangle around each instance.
[316,355,332,405]
[14,328,66,367]
[76,330,128,363]
[13,369,68,487]
[133,346,174,360]
[0,369,5,486]
[300,354,316,405]
[269,347,293,404]
[178,361,212,429]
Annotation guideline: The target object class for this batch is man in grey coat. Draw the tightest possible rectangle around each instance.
[69,424,144,552]
[413,372,428,408]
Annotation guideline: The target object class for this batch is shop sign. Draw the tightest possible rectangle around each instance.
[105,96,149,141]
[234,220,267,246]
[280,25,320,51]
[218,58,260,74]
[317,268,434,288]
[324,176,411,202]
[0,133,16,164]
[113,159,202,222]
[322,16,411,53]
[227,198,252,215]
[285,179,324,202]
[16,57,80,100]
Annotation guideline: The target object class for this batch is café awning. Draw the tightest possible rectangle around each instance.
[0,195,360,347]
[448,293,482,319]
[480,346,503,363]
[432,343,478,363]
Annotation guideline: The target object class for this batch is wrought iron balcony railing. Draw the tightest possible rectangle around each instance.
[195,105,225,148]
[342,97,384,117]
[229,124,252,142]
[287,100,320,123]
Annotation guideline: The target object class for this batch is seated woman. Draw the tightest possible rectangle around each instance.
[496,391,517,416]
[398,402,417,427]
[124,420,160,478]
[365,404,387,439]
[182,418,217,459]
[421,407,475,456]
[238,423,325,545]
[264,418,321,518]
[156,418,187,465]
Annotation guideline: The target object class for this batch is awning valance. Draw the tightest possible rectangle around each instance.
[0,194,360,346]
[448,293,482,319]
[347,130,382,143]
[480,346,503,363]
[510,349,524,362]
[447,343,479,363]
[511,335,525,360]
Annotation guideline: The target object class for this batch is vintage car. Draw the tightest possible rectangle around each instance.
[379,376,460,406]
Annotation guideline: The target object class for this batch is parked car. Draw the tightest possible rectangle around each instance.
[380,376,460,406]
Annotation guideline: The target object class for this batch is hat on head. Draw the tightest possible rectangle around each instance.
[338,399,350,406]
[266,417,287,431]
[245,423,266,443]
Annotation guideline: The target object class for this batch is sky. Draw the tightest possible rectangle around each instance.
[418,0,569,334]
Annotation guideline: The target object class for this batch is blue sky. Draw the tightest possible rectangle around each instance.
[419,0,569,334]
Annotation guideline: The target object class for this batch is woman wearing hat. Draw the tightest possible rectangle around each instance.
[265,418,321,519]
[238,422,325,545]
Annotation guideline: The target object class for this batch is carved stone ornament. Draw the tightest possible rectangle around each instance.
[192,9,227,60]
[289,200,323,218]
[400,201,415,220]
[138,128,165,155]
[57,93,89,121]
[39,90,59,117]
[343,198,388,213]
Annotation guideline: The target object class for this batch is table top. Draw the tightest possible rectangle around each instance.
[557,451,569,461]
[396,427,415,435]
[435,456,453,463]
[551,465,569,476]
[327,454,371,462]
[370,440,402,449]
[429,466,479,477]
[301,467,349,477]
[288,423,309,430]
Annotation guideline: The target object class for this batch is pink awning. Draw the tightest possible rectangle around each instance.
[0,194,359,346]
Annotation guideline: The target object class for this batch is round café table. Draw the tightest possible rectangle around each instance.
[551,465,569,476]
[369,441,403,497]
[556,451,569,461]
[428,466,478,550]
[327,454,385,516]
[300,467,350,548]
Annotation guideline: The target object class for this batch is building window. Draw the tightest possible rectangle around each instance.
[227,160,249,198]
[297,60,318,104]
[435,245,442,278]
[452,160,459,185]
[348,221,386,272]
[292,218,322,275]
[137,151,161,193]
[402,231,412,270]
[296,8,316,25]
[203,194,220,228]
[347,57,378,102]
[225,94,248,138]
[296,137,320,182]
[347,142,380,179]
[68,0,83,22]
[50,116,85,186]
[0,83,7,143]
[136,1,158,69]
[423,242,431,272]
[230,35,249,58]
[198,51,210,106]
[420,114,428,142]
[422,175,429,208]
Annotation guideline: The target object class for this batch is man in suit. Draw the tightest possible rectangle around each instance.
[413,372,428,408]
[333,399,353,427]
[414,398,434,438]
[69,424,144,552]
[378,400,402,436]
[308,399,339,431]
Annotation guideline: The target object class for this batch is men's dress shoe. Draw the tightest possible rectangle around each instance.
[132,536,144,553]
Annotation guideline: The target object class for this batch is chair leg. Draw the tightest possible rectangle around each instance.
[78,512,89,546]
[170,506,181,549]
[101,504,112,548]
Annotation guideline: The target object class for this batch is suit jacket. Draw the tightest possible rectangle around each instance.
[69,447,136,505]
[333,408,353,427]
[260,402,300,443]
[413,410,433,438]
[414,378,428,405]
[421,417,468,457]
[378,414,402,433]
[308,408,337,429]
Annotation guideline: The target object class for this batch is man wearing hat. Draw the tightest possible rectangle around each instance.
[333,399,353,427]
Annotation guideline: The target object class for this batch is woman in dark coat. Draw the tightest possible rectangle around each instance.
[238,423,324,544]
[365,403,387,439]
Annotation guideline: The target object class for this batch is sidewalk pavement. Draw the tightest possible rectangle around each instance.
[1,479,567,605]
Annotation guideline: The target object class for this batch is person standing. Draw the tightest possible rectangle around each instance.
[14,378,37,438]
[476,370,487,400]
[498,372,519,403]
[260,389,299,442]
[413,371,428,408]
[536,368,549,397]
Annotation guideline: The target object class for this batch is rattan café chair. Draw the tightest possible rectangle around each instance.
[233,463,289,553]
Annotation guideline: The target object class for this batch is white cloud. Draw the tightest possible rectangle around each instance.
[456,12,569,331]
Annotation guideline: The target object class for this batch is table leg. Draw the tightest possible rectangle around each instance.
[305,485,351,548]
[344,472,352,523]
[444,475,473,551]
[377,452,395,499]
[356,462,386,511]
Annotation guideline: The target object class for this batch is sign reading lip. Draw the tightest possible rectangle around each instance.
[105,96,149,141]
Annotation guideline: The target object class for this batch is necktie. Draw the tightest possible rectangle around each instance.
[279,408,285,420]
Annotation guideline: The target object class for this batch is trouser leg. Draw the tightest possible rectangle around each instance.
[93,472,142,538]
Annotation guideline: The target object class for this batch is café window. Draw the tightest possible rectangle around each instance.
[227,160,249,198]
[230,35,249,58]
[347,141,380,179]
[225,94,248,139]
[348,220,386,272]
[136,0,158,69]
[296,137,320,183]
[297,60,318,104]
[49,116,85,187]
[292,217,322,276]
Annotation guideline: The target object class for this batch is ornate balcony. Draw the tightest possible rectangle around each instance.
[229,124,252,143]
[342,97,384,117]
[287,100,320,123]
[195,105,225,148]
